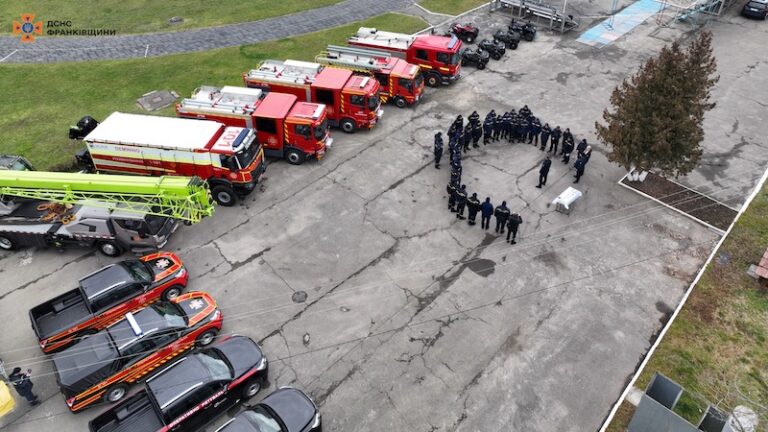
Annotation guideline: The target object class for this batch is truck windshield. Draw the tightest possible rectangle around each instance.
[314,119,329,141]
[450,52,460,65]
[123,260,153,283]
[144,215,168,235]
[151,302,187,328]
[367,92,380,111]
[414,71,424,89]
[234,144,258,170]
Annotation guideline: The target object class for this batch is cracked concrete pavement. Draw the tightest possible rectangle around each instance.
[1,3,766,432]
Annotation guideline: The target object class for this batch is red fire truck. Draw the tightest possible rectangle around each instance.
[176,86,332,165]
[244,59,383,134]
[80,113,265,206]
[315,45,424,108]
[347,27,462,87]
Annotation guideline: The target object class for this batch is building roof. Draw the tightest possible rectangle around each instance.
[85,112,224,151]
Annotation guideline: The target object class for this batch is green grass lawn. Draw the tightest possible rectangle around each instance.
[1,0,342,34]
[0,12,426,171]
[609,185,768,428]
[418,0,489,15]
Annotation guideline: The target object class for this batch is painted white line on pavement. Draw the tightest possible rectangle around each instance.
[0,49,18,63]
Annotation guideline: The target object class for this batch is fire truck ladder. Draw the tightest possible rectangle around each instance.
[0,171,214,223]
[247,59,323,85]
[315,45,394,74]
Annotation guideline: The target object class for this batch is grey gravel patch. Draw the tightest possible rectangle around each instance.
[137,90,178,111]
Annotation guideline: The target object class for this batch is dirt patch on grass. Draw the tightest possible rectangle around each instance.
[621,172,738,231]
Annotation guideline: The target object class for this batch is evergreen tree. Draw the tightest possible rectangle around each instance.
[595,31,719,178]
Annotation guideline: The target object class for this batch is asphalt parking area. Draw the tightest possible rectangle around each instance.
[1,4,766,432]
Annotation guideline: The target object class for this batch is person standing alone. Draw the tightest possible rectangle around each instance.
[537,156,551,188]
[9,367,39,406]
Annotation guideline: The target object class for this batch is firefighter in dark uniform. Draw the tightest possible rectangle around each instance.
[9,367,40,406]
[447,181,458,212]
[519,104,532,119]
[501,112,512,141]
[537,156,551,188]
[434,132,443,169]
[528,117,541,145]
[494,201,510,233]
[509,114,520,142]
[468,110,480,127]
[480,197,493,230]
[506,212,523,244]
[561,128,573,154]
[472,121,482,147]
[520,115,531,144]
[540,122,551,151]
[483,111,496,144]
[455,185,468,220]
[493,113,503,141]
[466,192,481,225]
[463,123,473,152]
[576,139,588,159]
[549,126,562,154]
[561,134,574,164]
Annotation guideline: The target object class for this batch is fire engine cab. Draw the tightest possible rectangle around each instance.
[176,86,332,165]
[80,113,266,206]
[315,45,424,108]
[348,27,462,87]
[244,59,383,134]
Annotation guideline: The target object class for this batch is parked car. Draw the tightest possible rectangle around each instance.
[493,29,520,50]
[741,0,768,18]
[89,335,268,432]
[215,387,321,432]
[445,22,479,43]
[461,47,490,69]
[53,291,222,412]
[30,252,187,353]
[478,39,506,60]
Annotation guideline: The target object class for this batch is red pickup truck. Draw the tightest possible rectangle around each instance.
[29,252,188,353]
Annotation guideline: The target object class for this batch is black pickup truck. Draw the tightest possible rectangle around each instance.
[29,252,187,353]
[89,335,268,432]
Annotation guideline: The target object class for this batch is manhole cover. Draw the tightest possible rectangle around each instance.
[137,90,178,111]
[292,291,308,303]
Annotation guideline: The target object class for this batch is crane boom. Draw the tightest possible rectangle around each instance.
[0,171,214,223]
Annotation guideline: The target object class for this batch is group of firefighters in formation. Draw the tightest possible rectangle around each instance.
[433,106,594,245]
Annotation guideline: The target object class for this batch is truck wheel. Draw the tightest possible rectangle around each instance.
[211,185,237,206]
[394,97,407,109]
[162,284,184,301]
[97,241,122,257]
[196,329,218,347]
[104,384,128,403]
[242,379,262,399]
[340,119,356,134]
[425,74,440,87]
[0,235,16,251]
[285,149,306,165]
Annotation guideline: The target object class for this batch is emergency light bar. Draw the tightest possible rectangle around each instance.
[126,312,143,336]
